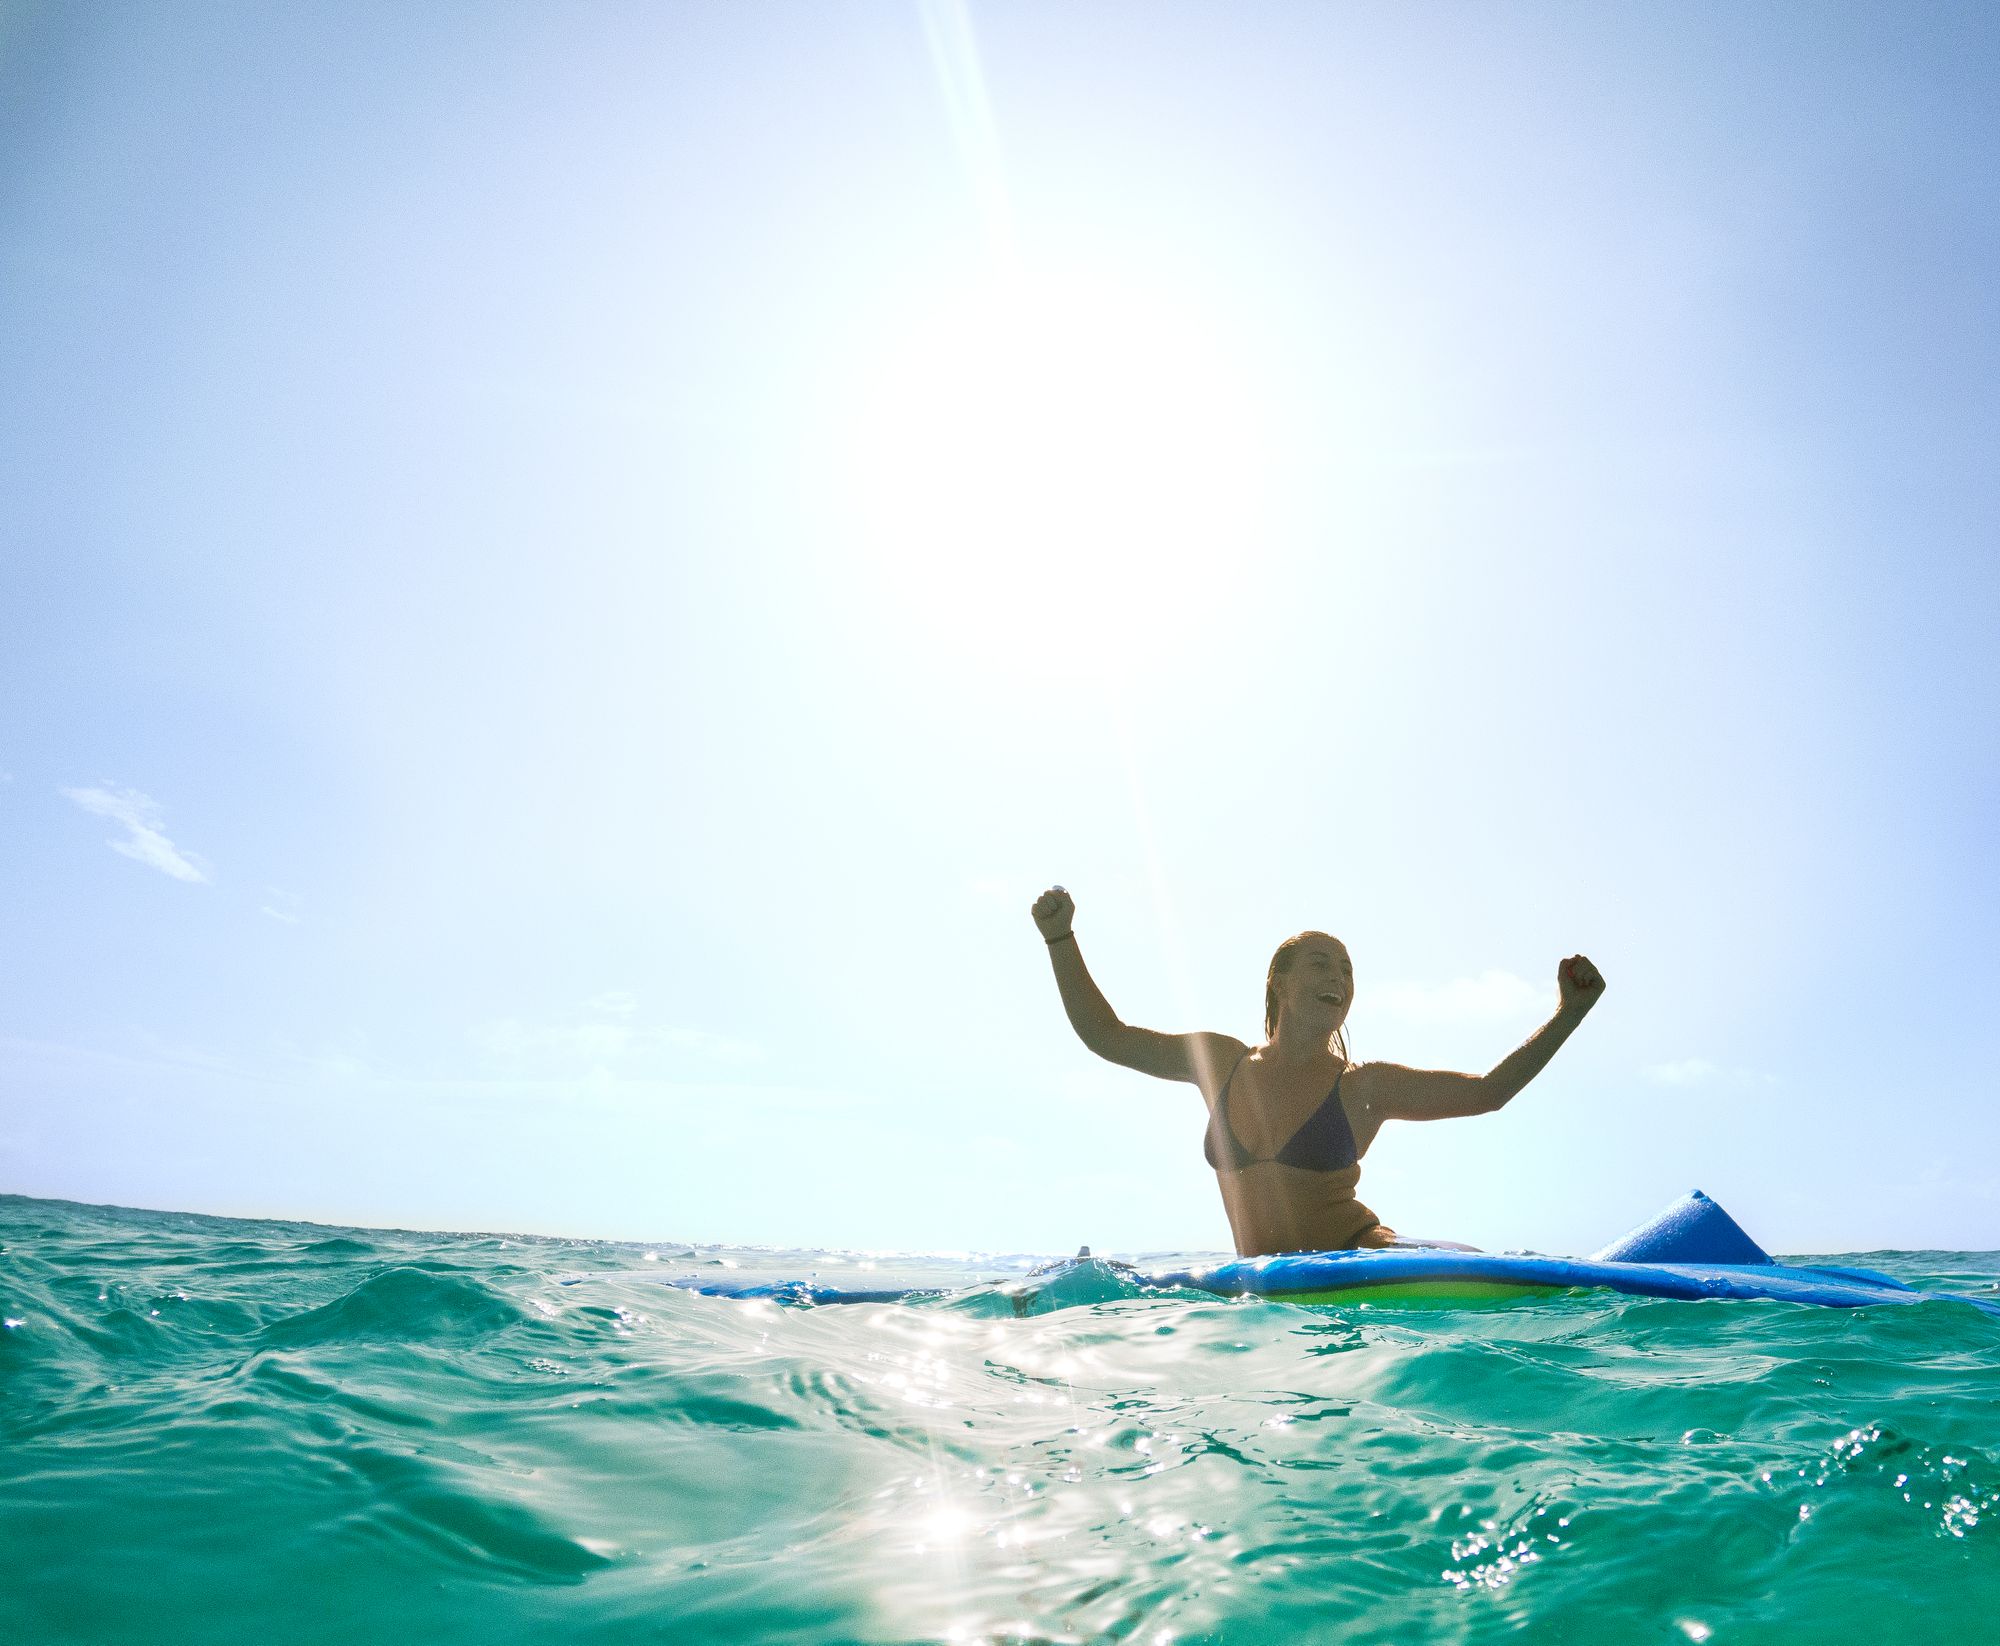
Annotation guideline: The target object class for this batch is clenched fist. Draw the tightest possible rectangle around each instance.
[1031,885,1075,943]
[1558,954,1606,1015]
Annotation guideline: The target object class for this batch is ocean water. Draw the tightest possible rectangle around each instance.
[3,1194,1996,1645]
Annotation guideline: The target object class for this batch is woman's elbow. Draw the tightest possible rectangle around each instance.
[1072,1017,1126,1060]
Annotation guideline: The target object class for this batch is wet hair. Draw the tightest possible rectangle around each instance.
[1264,931,1351,1061]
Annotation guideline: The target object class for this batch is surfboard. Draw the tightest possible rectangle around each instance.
[654,1192,2000,1319]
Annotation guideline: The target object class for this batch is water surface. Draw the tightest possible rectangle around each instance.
[4,1194,1995,1643]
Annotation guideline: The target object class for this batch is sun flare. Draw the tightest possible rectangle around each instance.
[836,267,1270,677]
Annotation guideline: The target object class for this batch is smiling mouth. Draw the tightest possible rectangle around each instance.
[1317,991,1343,1006]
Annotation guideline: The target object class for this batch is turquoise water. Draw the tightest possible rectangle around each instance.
[4,1194,1996,1643]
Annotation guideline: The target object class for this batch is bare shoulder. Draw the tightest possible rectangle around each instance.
[1342,1058,1396,1118]
[1183,1031,1252,1103]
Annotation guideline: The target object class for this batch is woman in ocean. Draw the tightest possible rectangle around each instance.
[1031,886,1606,1257]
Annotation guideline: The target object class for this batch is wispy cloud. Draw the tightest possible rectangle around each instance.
[1641,1059,1777,1090]
[61,784,210,884]
[1367,969,1555,1025]
[260,888,303,924]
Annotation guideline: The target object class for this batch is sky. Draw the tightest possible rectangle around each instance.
[3,0,1996,1258]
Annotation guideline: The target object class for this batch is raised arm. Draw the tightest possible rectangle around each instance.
[1031,886,1239,1089]
[1360,955,1607,1122]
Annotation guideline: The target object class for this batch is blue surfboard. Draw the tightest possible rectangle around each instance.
[658,1192,2000,1319]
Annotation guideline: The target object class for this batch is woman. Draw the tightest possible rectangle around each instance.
[1031,886,1606,1257]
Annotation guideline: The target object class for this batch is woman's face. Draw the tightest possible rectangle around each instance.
[1277,935,1354,1038]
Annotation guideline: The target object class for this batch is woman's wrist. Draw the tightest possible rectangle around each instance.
[1046,930,1075,947]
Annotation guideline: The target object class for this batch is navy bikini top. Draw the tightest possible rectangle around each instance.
[1204,1054,1360,1174]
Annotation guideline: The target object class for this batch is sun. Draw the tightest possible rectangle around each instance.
[832,264,1271,681]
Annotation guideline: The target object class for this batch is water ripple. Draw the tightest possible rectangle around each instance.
[4,1194,1997,1645]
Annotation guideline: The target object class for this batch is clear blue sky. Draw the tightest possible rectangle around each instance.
[4,1,1996,1256]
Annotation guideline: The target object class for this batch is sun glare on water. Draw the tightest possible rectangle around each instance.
[834,268,1271,681]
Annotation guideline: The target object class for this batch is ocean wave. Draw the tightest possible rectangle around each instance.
[259,1267,528,1347]
[4,1195,1996,1644]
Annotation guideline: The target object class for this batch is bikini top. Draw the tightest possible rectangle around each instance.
[1203,1053,1360,1174]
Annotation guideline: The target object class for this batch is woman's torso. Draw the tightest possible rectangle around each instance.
[1198,1042,1389,1257]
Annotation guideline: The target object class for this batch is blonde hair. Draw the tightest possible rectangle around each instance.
[1264,931,1351,1061]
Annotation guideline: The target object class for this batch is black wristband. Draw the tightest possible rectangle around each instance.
[1046,931,1075,947]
